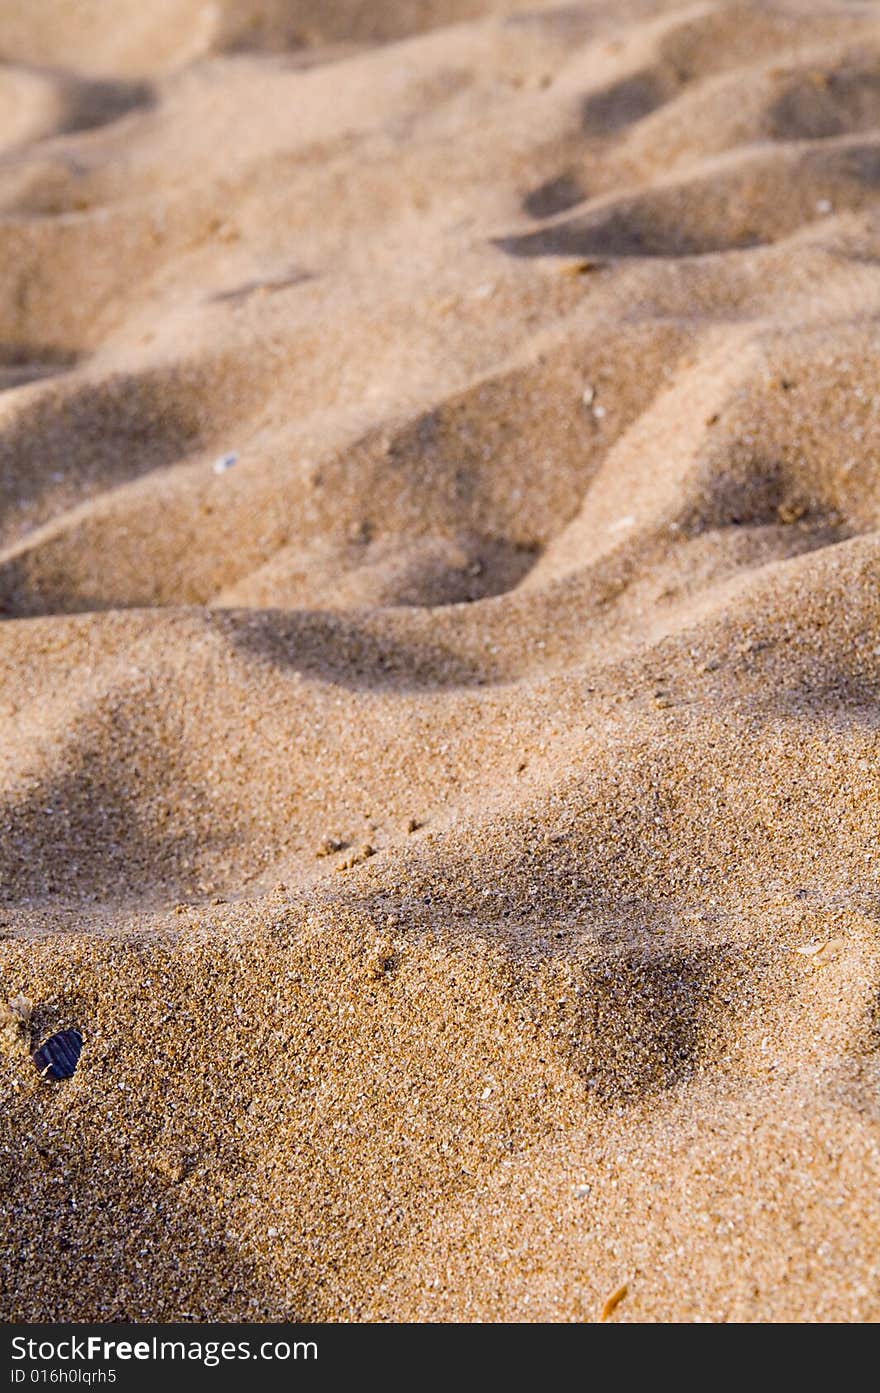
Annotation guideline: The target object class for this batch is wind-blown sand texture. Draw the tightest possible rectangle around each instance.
[2,0,880,1323]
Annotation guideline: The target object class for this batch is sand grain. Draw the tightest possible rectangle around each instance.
[2,0,880,1323]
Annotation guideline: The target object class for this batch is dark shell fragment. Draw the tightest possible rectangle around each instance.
[32,1029,83,1081]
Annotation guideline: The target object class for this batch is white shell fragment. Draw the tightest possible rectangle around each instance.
[212,452,239,475]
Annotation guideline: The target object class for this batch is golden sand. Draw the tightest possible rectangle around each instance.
[2,0,880,1322]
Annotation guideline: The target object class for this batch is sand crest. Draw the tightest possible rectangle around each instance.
[2,0,880,1322]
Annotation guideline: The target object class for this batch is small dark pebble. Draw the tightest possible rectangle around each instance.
[32,1029,83,1081]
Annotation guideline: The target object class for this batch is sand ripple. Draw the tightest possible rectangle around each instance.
[2,0,880,1322]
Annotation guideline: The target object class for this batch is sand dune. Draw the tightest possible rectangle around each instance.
[2,0,880,1322]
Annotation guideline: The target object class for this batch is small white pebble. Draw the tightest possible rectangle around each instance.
[267,1226,279,1238]
[816,199,833,214]
[212,452,239,475]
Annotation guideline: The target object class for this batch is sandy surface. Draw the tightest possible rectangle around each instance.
[1,0,880,1323]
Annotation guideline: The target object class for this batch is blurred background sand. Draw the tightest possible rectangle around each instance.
[1,0,880,1321]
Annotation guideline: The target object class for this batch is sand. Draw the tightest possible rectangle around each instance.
[1,0,880,1323]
